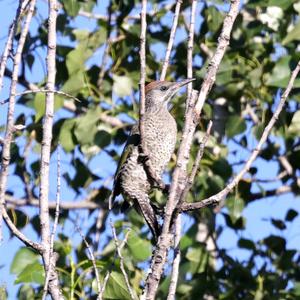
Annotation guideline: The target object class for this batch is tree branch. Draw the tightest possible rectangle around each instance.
[0,0,36,242]
[160,0,182,81]
[39,1,63,299]
[179,60,300,212]
[0,0,30,93]
[142,1,240,298]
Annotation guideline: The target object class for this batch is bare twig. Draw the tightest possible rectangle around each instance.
[195,0,240,115]
[5,195,103,210]
[0,88,81,105]
[143,2,240,299]
[39,1,63,299]
[187,0,197,101]
[2,208,43,251]
[0,0,30,92]
[0,0,36,242]
[160,0,182,80]
[179,121,213,206]
[76,224,101,297]
[180,61,300,212]
[42,147,61,300]
[110,220,135,300]
[166,215,181,300]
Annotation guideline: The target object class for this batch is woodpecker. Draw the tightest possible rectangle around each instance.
[110,79,195,240]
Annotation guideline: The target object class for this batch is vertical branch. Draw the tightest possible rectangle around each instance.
[186,0,197,101]
[167,121,212,300]
[166,215,181,300]
[42,147,61,300]
[167,5,198,296]
[0,0,36,242]
[0,0,30,93]
[139,0,147,154]
[160,0,182,81]
[39,0,62,299]
[143,1,240,299]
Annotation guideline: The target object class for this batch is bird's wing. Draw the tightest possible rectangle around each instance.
[110,124,140,205]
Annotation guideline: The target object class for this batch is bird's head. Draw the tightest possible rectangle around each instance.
[144,78,195,112]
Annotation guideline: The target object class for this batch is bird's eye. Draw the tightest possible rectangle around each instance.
[160,86,168,91]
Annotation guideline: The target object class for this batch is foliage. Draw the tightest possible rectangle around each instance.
[1,0,300,298]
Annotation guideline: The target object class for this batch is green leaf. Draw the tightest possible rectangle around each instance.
[15,262,45,284]
[186,246,208,274]
[59,118,77,152]
[283,21,300,45]
[104,271,132,300]
[74,107,100,146]
[266,56,300,88]
[127,231,151,261]
[62,0,80,17]
[205,6,223,33]
[112,75,133,97]
[285,209,298,222]
[288,111,300,135]
[264,235,286,255]
[268,0,294,9]
[271,218,286,230]
[226,197,245,221]
[10,248,39,275]
[33,93,45,122]
[226,116,246,138]
[238,238,256,250]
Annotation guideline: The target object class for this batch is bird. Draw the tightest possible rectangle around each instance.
[110,78,195,240]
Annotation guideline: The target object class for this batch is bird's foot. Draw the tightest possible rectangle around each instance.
[152,203,164,217]
[138,152,150,164]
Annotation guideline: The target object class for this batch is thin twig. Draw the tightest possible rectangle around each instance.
[110,220,135,300]
[195,0,240,115]
[0,88,81,105]
[2,208,43,251]
[166,215,181,300]
[160,0,182,81]
[42,147,61,300]
[98,229,131,300]
[0,0,30,92]
[180,60,300,212]
[187,0,197,101]
[0,0,36,242]
[178,121,213,206]
[76,224,101,298]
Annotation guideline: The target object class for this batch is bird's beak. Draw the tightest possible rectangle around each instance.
[168,78,196,99]
[177,78,196,88]
[170,78,196,93]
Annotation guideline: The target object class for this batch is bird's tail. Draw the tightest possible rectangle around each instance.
[134,195,161,241]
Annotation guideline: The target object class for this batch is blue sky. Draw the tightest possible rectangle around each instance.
[0,1,300,299]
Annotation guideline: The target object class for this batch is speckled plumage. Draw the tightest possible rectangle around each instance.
[110,79,195,240]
